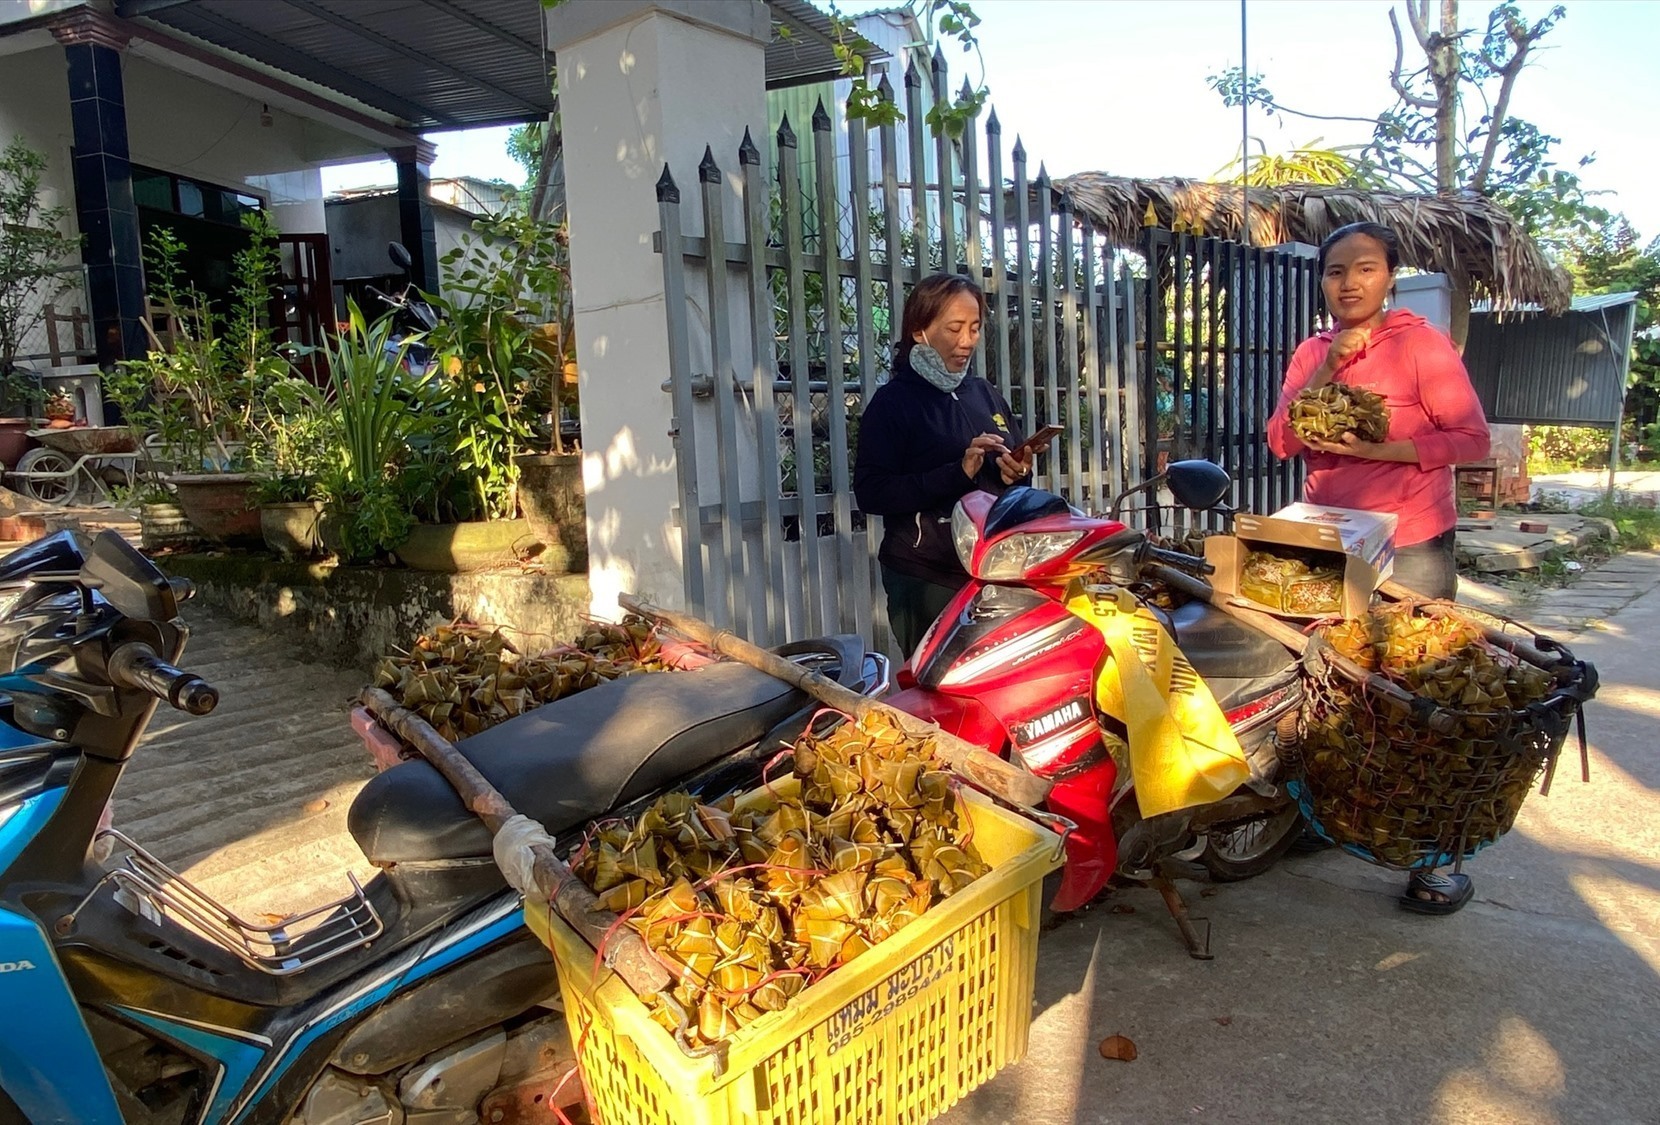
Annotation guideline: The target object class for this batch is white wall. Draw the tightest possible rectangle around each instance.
[0,1,80,31]
[0,42,379,238]
[0,39,390,359]
[0,42,85,362]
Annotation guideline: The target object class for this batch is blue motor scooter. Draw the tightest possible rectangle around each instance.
[0,530,885,1124]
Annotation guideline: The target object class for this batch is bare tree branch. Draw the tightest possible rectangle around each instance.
[1389,8,1440,109]
[1405,0,1433,51]
[1471,14,1534,193]
[1257,101,1391,127]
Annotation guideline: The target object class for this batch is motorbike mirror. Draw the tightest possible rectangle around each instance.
[387,241,413,271]
[1165,459,1233,510]
[79,530,178,622]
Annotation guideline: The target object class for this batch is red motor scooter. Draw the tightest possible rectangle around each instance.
[885,461,1304,956]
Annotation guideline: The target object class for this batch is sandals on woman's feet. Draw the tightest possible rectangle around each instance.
[1400,871,1473,915]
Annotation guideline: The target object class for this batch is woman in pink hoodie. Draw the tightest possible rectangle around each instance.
[1267,222,1491,915]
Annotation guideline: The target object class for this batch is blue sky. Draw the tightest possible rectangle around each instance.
[323,0,1660,244]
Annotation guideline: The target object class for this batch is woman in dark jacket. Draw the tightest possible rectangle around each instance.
[854,273,1043,654]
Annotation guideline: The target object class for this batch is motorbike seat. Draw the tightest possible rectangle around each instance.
[1169,600,1299,712]
[348,661,807,865]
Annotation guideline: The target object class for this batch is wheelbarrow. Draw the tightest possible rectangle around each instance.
[8,426,141,506]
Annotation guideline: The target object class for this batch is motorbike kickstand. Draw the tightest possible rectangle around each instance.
[1150,875,1213,960]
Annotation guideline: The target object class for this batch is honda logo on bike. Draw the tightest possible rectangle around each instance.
[0,960,37,973]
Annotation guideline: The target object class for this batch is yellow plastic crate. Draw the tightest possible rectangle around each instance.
[524,781,1063,1125]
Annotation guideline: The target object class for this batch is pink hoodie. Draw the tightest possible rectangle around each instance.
[1266,309,1490,548]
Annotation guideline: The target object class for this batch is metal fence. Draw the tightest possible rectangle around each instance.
[8,264,93,366]
[655,61,1317,648]
[1140,230,1315,532]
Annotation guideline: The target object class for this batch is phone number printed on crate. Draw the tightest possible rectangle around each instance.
[825,936,956,1055]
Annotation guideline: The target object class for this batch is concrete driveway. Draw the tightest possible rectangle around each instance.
[944,575,1660,1125]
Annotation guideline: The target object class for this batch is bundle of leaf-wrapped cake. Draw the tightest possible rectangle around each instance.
[570,712,990,1046]
[1240,547,1345,615]
[1289,382,1390,444]
[1295,603,1557,867]
[371,618,688,741]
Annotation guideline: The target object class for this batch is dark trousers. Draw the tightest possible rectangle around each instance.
[1391,529,1458,600]
[880,565,961,656]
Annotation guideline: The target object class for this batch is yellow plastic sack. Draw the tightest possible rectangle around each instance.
[1063,581,1250,818]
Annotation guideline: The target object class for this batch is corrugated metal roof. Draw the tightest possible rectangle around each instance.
[1470,291,1638,316]
[766,0,887,89]
[120,0,554,129]
[115,0,881,129]
[1465,296,1637,427]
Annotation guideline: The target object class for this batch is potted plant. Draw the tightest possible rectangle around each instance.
[1,139,79,471]
[0,368,41,467]
[108,216,289,546]
[118,480,197,551]
[253,470,324,560]
[248,376,332,560]
[42,388,75,428]
[417,210,572,571]
[309,302,430,564]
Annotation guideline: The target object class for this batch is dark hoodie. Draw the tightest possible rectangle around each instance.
[853,353,1023,587]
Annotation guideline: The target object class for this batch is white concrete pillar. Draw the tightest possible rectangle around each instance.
[547,0,770,619]
[1393,272,1453,334]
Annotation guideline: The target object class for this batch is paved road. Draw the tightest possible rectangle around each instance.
[943,563,1660,1125]
[112,567,1660,1124]
[111,609,378,920]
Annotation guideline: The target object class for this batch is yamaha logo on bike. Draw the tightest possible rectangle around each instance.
[0,960,38,973]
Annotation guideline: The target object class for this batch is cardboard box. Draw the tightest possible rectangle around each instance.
[1205,502,1398,618]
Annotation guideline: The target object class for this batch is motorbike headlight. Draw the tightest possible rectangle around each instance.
[975,531,1086,581]
[951,503,980,572]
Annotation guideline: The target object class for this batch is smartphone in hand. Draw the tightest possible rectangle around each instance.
[1014,423,1064,456]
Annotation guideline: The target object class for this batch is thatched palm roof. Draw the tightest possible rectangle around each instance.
[1051,173,1572,314]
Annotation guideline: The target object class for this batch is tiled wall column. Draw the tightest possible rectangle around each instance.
[389,142,440,295]
[53,12,146,367]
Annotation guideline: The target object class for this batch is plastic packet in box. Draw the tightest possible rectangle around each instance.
[1205,502,1397,618]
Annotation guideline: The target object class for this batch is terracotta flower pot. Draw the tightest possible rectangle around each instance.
[169,473,262,546]
[395,518,535,573]
[0,418,35,469]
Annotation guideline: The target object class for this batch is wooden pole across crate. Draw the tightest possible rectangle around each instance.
[618,594,1054,809]
[358,687,674,1000]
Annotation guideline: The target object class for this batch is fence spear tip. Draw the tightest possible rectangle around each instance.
[877,72,895,99]
[1035,163,1051,188]
[903,58,921,88]
[986,106,1000,133]
[738,127,761,166]
[776,113,797,149]
[698,146,721,184]
[932,43,947,72]
[655,164,679,204]
[1011,135,1025,161]
[812,97,832,131]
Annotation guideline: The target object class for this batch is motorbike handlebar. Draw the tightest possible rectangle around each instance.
[1142,544,1215,576]
[109,642,219,715]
